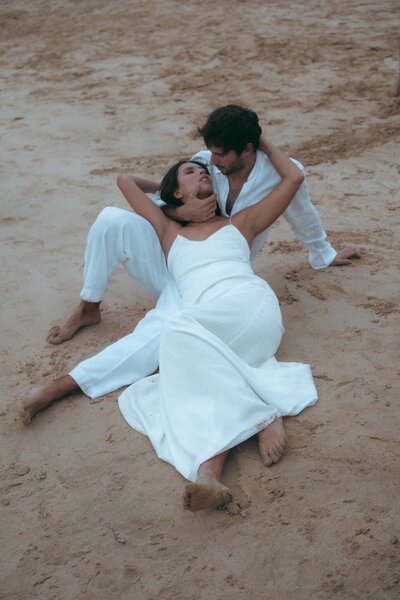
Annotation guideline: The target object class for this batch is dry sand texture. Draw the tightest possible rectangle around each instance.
[1,0,400,598]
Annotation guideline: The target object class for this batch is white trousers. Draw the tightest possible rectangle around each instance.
[69,207,183,398]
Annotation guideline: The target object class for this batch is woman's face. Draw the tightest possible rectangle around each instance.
[175,162,213,202]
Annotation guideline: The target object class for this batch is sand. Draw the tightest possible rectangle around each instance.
[1,0,399,598]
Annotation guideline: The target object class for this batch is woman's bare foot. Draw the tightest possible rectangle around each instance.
[46,300,101,345]
[257,417,286,466]
[19,376,79,424]
[183,476,232,512]
[183,451,232,511]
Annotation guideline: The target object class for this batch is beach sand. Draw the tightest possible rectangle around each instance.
[1,1,399,598]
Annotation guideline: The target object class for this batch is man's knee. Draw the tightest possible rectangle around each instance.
[93,206,131,230]
[89,207,150,239]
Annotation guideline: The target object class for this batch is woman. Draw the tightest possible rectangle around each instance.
[116,139,318,511]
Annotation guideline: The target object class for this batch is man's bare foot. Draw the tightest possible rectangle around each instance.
[258,417,286,466]
[19,385,54,424]
[183,476,232,512]
[19,376,79,424]
[46,301,101,344]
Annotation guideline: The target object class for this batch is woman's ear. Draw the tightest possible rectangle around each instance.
[174,189,183,200]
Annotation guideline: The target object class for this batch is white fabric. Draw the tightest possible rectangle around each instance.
[70,150,334,398]
[80,207,169,301]
[71,276,181,398]
[118,225,317,481]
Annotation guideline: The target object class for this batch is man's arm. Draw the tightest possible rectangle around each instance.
[283,165,360,268]
[259,136,360,268]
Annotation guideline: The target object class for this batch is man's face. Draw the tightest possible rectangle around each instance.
[208,145,245,176]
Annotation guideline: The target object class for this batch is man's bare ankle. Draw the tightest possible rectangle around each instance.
[80,300,101,313]
[46,301,101,344]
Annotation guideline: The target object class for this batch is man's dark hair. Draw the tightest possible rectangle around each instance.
[198,105,262,155]
[159,159,210,206]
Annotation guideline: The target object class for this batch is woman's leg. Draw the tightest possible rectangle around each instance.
[20,375,80,424]
[182,420,286,511]
[183,451,232,511]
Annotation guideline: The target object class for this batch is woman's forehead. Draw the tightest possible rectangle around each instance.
[179,162,206,174]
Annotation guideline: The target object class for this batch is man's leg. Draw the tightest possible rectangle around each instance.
[47,207,168,344]
[20,375,79,424]
[69,281,183,399]
[46,301,101,345]
[22,282,183,424]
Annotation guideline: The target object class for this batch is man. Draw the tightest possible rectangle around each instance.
[22,106,359,439]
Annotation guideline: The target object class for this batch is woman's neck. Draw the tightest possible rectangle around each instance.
[185,215,225,228]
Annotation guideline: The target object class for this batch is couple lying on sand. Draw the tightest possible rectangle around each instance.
[21,105,360,511]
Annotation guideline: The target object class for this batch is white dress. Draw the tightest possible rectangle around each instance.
[118,224,318,482]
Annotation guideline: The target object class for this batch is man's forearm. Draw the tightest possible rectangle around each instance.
[161,204,187,222]
[283,177,337,269]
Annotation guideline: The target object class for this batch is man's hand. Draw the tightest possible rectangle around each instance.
[162,192,218,223]
[329,246,361,266]
[179,193,218,223]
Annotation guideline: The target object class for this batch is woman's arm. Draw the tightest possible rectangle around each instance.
[116,175,170,244]
[129,176,160,194]
[233,140,304,243]
[123,176,216,223]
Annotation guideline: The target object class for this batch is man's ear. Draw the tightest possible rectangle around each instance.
[244,142,255,155]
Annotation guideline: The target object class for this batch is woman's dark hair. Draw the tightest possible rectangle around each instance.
[198,105,262,155]
[159,159,210,206]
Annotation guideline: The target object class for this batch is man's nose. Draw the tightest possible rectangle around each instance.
[210,154,218,166]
